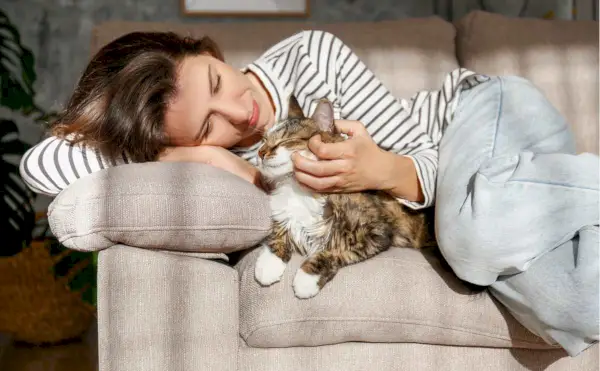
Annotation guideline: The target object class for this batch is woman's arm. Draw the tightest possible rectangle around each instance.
[19,135,127,196]
[291,117,425,203]
[159,146,266,190]
[20,137,266,197]
[380,151,424,203]
[297,30,437,209]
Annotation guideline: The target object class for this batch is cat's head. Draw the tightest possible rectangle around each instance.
[257,95,343,180]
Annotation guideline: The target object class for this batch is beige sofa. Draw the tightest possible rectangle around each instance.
[47,11,599,371]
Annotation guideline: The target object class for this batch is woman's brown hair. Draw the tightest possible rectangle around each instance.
[51,31,224,162]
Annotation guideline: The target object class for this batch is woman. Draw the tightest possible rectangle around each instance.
[20,30,598,356]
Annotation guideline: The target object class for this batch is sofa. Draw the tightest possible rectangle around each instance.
[46,10,599,371]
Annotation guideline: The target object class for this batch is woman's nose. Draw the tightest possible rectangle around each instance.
[216,101,249,126]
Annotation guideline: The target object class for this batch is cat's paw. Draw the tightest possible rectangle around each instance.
[254,246,287,286]
[293,269,321,299]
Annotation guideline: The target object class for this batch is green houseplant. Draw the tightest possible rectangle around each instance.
[0,9,97,344]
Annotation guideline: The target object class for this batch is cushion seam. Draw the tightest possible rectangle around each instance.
[242,317,552,347]
[58,225,270,240]
[52,193,265,203]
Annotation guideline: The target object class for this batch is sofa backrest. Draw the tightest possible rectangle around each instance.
[456,11,599,155]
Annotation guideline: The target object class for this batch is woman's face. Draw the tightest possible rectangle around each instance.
[165,54,275,148]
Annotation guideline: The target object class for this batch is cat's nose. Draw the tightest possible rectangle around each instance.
[258,147,267,159]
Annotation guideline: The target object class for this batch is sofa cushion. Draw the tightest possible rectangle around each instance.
[455,10,599,155]
[235,246,557,349]
[91,16,460,101]
[240,340,599,371]
[48,162,271,253]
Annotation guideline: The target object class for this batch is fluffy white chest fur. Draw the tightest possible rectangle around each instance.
[269,178,327,256]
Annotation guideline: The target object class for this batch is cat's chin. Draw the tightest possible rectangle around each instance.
[259,161,294,180]
[260,170,294,183]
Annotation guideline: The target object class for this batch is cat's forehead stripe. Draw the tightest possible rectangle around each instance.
[266,122,284,134]
[266,121,292,136]
[267,119,302,136]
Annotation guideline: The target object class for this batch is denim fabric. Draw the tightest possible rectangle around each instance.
[436,75,599,356]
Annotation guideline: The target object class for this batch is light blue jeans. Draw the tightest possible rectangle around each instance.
[436,75,599,357]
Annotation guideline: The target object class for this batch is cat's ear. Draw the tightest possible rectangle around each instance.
[311,99,335,132]
[287,95,305,119]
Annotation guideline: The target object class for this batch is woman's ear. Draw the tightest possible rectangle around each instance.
[287,95,305,119]
[312,99,335,132]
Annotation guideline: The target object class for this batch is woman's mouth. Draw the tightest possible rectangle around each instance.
[249,100,260,127]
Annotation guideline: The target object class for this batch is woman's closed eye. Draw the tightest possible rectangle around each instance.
[213,73,221,94]
[200,68,220,140]
[209,63,221,96]
[203,120,213,138]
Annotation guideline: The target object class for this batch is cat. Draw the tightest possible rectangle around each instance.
[254,96,435,299]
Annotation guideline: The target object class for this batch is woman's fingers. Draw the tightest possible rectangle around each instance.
[308,135,355,160]
[294,171,340,192]
[333,120,368,136]
[292,152,349,177]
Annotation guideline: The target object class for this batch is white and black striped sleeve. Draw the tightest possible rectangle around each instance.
[19,135,128,196]
[303,30,438,210]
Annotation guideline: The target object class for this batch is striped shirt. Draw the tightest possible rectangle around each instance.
[19,30,489,209]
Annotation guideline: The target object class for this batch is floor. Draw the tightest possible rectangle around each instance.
[0,322,98,371]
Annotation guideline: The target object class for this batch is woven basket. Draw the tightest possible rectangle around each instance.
[0,240,96,344]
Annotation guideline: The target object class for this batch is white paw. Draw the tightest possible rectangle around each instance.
[254,246,287,286]
[293,269,321,299]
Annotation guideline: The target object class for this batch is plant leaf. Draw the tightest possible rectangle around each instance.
[0,118,19,137]
[0,138,30,155]
[49,239,97,306]
[0,10,37,111]
[0,119,34,256]
[4,171,34,212]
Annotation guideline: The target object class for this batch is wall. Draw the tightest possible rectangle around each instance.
[445,0,598,20]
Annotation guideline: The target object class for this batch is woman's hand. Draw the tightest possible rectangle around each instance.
[291,120,393,193]
[159,146,265,190]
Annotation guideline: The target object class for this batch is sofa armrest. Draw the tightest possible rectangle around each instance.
[48,162,271,254]
[97,244,239,371]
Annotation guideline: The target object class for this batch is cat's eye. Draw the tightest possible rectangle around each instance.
[275,138,297,146]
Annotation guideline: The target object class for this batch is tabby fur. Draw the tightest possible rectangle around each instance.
[254,96,435,299]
